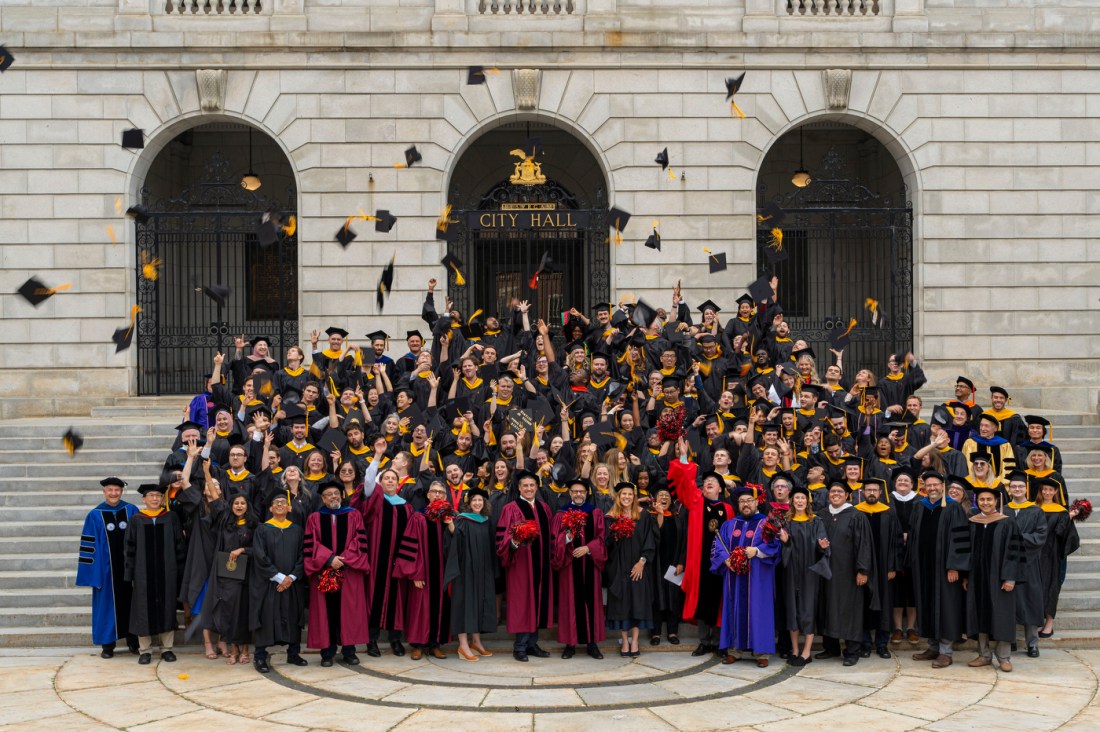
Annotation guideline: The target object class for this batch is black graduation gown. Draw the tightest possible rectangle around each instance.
[1003,503,1047,627]
[249,520,306,647]
[1039,507,1079,618]
[605,512,657,623]
[444,515,499,635]
[819,506,877,643]
[906,499,970,642]
[966,515,1023,642]
[781,516,830,634]
[124,510,185,637]
[856,505,902,634]
[203,501,253,642]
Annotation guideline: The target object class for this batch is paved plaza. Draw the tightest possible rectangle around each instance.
[2,643,1099,731]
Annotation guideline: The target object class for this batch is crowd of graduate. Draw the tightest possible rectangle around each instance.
[77,275,1084,674]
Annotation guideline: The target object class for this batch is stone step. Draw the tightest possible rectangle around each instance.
[0,553,79,572]
[0,570,78,590]
[0,606,91,628]
[0,588,88,608]
[0,521,83,538]
[0,462,164,479]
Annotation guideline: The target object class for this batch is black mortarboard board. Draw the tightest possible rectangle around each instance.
[125,205,151,225]
[706,250,728,274]
[376,256,395,310]
[747,275,774,305]
[403,145,422,168]
[608,206,631,234]
[317,427,348,456]
[62,428,84,457]
[121,128,144,150]
[697,299,721,314]
[0,45,15,73]
[335,222,358,248]
[257,214,279,248]
[112,322,136,352]
[202,283,231,308]
[631,299,658,329]
[725,73,745,100]
[374,209,397,233]
[655,147,669,170]
[644,229,661,251]
[467,66,489,85]
[17,277,59,307]
[325,326,349,338]
[757,202,786,228]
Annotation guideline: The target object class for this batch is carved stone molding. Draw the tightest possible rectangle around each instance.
[196,69,228,113]
[512,69,542,110]
[823,69,852,111]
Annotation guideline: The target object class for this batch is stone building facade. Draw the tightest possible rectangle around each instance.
[0,0,1098,416]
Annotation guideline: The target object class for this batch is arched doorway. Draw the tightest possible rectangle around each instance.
[135,122,298,395]
[445,121,610,327]
[756,121,913,374]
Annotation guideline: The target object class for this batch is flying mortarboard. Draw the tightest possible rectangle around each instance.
[0,45,15,73]
[703,248,727,273]
[121,128,145,150]
[111,305,141,352]
[724,73,746,119]
[607,206,631,245]
[62,428,84,457]
[376,254,395,311]
[202,283,231,309]
[829,318,858,350]
[17,277,71,307]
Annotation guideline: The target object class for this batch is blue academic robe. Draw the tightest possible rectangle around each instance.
[711,513,781,654]
[76,501,139,645]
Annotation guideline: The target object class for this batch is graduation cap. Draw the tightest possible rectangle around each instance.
[703,248,727,273]
[528,250,551,289]
[111,305,141,352]
[466,65,499,85]
[202,283,231,308]
[397,145,422,168]
[757,202,787,228]
[724,73,746,119]
[62,428,84,457]
[121,128,144,150]
[829,318,857,350]
[631,299,658,329]
[747,274,774,306]
[125,205,151,225]
[865,297,887,328]
[439,252,466,286]
[17,277,71,307]
[376,254,395,310]
[0,45,15,73]
[316,427,348,456]
[607,206,631,245]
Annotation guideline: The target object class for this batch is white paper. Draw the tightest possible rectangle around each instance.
[663,565,683,586]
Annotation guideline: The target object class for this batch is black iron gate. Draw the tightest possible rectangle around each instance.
[757,148,913,376]
[135,152,298,395]
[446,179,610,328]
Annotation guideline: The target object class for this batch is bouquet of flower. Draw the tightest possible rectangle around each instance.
[1071,498,1092,522]
[657,405,686,444]
[509,519,541,544]
[610,517,636,541]
[561,509,589,537]
[425,499,457,523]
[318,567,343,593]
[761,507,789,542]
[727,546,750,575]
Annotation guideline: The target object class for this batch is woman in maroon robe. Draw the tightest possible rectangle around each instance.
[394,480,453,659]
[551,478,607,659]
[496,470,554,662]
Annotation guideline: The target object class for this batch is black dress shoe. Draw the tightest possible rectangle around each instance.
[391,641,406,657]
[529,645,551,658]
[561,645,575,659]
[100,649,115,659]
[668,635,680,645]
[255,659,271,674]
[161,651,177,662]
[843,656,859,666]
[587,644,604,660]
[343,654,360,666]
[513,650,529,662]
[814,650,839,660]
[138,653,152,665]
[1027,647,1040,658]
[691,643,710,657]
[366,642,381,658]
[286,654,309,666]
[321,658,334,667]
[878,648,892,659]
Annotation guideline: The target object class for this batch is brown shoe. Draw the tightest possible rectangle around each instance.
[931,654,953,669]
[890,629,903,644]
[906,630,921,644]
[999,660,1012,672]
[410,647,423,661]
[967,656,992,667]
[430,647,447,659]
[721,654,739,664]
[912,648,938,661]
[756,657,769,668]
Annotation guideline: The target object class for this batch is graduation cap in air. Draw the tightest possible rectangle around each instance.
[111,305,141,352]
[0,45,15,73]
[632,299,658,330]
[725,73,746,119]
[865,297,887,328]
[398,145,422,168]
[17,276,71,307]
[704,248,727,274]
[829,317,857,350]
[62,428,84,457]
[125,205,151,225]
[441,252,466,286]
[528,250,551,289]
[121,128,145,150]
[655,147,670,170]
[607,206,631,245]
[202,283,231,309]
[467,65,499,85]
[747,274,774,306]
[376,255,395,310]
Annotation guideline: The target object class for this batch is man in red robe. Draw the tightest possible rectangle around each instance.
[667,437,733,656]
[496,469,554,662]
[551,478,607,659]
[394,481,452,659]
[304,479,371,666]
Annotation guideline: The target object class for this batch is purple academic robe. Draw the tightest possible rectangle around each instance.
[304,507,372,648]
[393,512,451,646]
[711,514,781,654]
[496,498,554,634]
[551,506,607,645]
[351,486,411,632]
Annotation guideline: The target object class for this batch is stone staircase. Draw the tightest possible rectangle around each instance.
[0,398,1097,648]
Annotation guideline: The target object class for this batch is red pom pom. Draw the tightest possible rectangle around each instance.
[728,547,750,575]
[318,567,343,593]
[425,499,457,523]
[561,509,589,537]
[509,519,541,544]
[610,517,636,541]
[1071,498,1092,522]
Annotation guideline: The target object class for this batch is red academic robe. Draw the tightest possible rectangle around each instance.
[550,506,607,645]
[393,512,451,646]
[351,487,411,632]
[668,460,732,623]
[304,507,371,648]
[496,498,554,633]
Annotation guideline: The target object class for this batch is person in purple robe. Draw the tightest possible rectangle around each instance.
[711,485,781,667]
[496,469,555,662]
[304,478,371,667]
[394,480,453,659]
[550,478,607,660]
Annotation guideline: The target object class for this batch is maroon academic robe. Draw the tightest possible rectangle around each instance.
[351,486,411,632]
[496,498,554,633]
[393,512,452,646]
[304,507,372,648]
[550,505,607,645]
